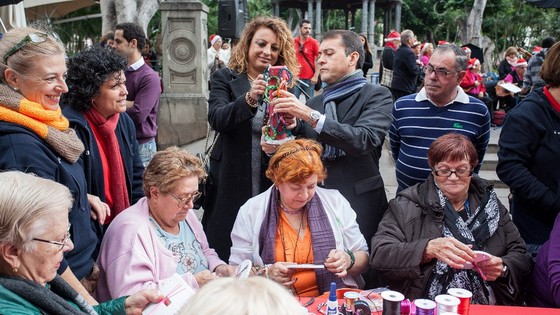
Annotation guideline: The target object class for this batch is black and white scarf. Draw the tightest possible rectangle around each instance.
[0,275,98,315]
[427,179,500,304]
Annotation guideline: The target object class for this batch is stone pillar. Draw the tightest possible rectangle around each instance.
[307,0,313,27]
[395,0,402,32]
[315,0,322,39]
[361,0,368,34]
[158,0,209,149]
[368,0,375,46]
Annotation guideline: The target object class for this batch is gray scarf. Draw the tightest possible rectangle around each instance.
[0,274,98,315]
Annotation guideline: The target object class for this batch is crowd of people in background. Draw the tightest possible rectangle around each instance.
[0,15,560,314]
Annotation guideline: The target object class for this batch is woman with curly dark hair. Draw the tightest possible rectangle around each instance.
[62,45,144,227]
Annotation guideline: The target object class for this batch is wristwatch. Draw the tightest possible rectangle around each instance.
[501,264,509,278]
[309,110,321,126]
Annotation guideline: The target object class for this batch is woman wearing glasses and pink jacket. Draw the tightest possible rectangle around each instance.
[95,147,236,302]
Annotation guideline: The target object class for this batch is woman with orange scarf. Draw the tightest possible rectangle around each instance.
[0,27,103,304]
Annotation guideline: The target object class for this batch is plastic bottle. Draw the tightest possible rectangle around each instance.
[326,282,338,315]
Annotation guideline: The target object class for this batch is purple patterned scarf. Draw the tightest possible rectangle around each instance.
[259,186,344,294]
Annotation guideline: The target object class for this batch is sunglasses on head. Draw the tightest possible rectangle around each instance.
[4,31,61,64]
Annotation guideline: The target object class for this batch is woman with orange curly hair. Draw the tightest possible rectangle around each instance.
[203,16,299,260]
[229,139,369,297]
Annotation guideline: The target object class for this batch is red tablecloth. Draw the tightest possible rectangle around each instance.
[302,297,560,314]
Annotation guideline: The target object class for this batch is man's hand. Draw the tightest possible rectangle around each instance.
[271,91,313,123]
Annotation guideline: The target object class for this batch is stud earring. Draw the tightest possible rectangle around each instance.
[12,266,18,273]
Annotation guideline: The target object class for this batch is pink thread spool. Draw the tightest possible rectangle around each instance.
[435,294,460,314]
[400,299,411,315]
[447,288,472,315]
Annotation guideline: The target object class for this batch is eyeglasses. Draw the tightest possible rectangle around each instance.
[32,224,71,252]
[168,191,202,208]
[424,64,456,78]
[433,168,473,178]
[3,32,61,64]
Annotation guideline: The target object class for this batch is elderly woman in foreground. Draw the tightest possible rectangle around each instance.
[230,139,369,297]
[95,147,234,302]
[370,133,533,305]
[0,171,162,314]
[180,277,305,315]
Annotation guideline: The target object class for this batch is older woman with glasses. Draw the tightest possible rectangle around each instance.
[95,147,235,302]
[0,171,163,314]
[230,139,369,297]
[371,133,533,305]
[0,27,104,303]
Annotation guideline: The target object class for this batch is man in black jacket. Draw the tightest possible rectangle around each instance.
[391,29,422,100]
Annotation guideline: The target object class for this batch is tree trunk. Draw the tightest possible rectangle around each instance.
[101,0,159,35]
[466,0,487,47]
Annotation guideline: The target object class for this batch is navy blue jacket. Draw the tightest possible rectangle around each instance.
[63,106,144,214]
[497,88,560,245]
[0,121,99,280]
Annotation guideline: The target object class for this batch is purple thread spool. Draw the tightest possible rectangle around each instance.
[381,290,404,315]
[414,299,436,315]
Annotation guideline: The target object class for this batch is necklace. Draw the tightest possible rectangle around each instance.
[247,73,256,82]
[279,200,304,215]
[279,210,311,263]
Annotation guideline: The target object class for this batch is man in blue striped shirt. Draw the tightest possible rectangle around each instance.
[389,44,491,192]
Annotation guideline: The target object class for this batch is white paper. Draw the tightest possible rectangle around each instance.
[286,263,325,269]
[498,82,522,93]
[142,273,196,315]
[236,259,252,279]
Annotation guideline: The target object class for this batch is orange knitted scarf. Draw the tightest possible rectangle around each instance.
[0,84,84,163]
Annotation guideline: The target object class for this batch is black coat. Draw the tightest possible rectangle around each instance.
[497,88,560,245]
[295,82,393,245]
[371,174,533,305]
[391,45,421,94]
[203,68,272,260]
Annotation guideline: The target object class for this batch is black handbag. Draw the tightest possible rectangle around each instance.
[194,124,219,209]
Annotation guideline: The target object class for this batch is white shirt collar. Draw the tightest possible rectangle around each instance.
[128,57,145,71]
[415,86,470,107]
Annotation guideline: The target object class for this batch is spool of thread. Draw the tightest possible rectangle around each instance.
[414,299,436,315]
[447,288,472,315]
[344,291,360,314]
[400,299,412,315]
[381,290,404,315]
[435,294,460,314]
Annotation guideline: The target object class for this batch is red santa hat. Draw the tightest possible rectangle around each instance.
[438,40,449,46]
[384,31,401,42]
[462,46,472,54]
[209,34,222,46]
[467,57,479,69]
[533,46,542,54]
[516,58,527,67]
